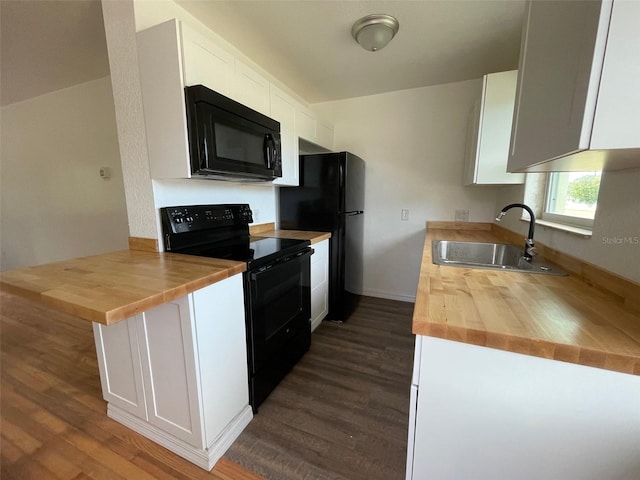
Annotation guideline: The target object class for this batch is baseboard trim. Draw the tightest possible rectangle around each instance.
[361,289,416,303]
[311,316,324,332]
[107,404,253,471]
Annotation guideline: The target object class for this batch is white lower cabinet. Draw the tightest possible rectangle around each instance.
[93,318,147,419]
[310,239,329,332]
[93,274,252,470]
[136,297,204,447]
[406,336,640,480]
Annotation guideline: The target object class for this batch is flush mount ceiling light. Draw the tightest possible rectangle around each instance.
[351,14,399,52]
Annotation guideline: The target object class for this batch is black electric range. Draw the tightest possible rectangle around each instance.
[160,204,313,412]
[173,235,310,270]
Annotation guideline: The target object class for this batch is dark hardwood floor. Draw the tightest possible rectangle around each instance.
[0,291,415,480]
[0,290,262,480]
[224,296,416,480]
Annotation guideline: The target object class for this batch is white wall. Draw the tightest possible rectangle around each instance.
[0,77,129,271]
[153,179,276,236]
[314,81,499,302]
[102,0,157,239]
[495,168,640,283]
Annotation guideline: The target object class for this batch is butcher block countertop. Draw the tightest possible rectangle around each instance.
[415,222,640,376]
[249,223,331,244]
[0,250,245,326]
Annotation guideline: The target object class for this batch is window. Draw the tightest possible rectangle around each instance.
[543,171,601,228]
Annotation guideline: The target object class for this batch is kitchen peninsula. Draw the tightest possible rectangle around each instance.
[0,227,330,472]
[406,222,640,480]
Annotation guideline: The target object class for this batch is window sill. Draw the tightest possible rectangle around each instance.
[519,217,592,238]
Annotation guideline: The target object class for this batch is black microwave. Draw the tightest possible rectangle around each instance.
[185,85,282,181]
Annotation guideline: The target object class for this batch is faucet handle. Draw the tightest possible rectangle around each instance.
[526,246,538,257]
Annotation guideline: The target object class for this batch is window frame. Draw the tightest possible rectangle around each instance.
[541,171,600,229]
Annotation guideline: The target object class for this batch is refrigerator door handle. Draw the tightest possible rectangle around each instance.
[344,210,364,216]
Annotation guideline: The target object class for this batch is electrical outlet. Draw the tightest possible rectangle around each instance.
[455,209,469,222]
[401,209,409,221]
[253,209,259,222]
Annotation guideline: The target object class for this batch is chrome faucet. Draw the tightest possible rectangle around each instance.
[495,203,537,261]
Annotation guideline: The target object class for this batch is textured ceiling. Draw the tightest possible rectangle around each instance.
[0,0,524,107]
[176,0,525,103]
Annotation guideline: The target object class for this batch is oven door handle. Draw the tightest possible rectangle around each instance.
[251,247,314,275]
[279,247,314,264]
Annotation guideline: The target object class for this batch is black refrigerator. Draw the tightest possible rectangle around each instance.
[279,152,365,321]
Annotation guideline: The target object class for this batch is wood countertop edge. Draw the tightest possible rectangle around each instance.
[415,221,640,376]
[0,260,246,326]
[249,225,332,245]
[414,323,640,376]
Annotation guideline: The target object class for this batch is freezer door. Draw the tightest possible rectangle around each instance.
[345,153,365,213]
[344,153,365,295]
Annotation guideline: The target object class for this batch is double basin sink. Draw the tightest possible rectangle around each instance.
[432,240,567,276]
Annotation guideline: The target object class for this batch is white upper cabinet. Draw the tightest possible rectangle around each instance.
[270,85,299,186]
[316,120,335,152]
[137,19,192,179]
[463,70,524,185]
[234,60,270,115]
[181,24,235,97]
[296,105,317,142]
[295,104,334,152]
[137,19,334,183]
[508,0,640,172]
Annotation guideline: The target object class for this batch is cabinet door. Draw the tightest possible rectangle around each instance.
[467,71,523,185]
[93,319,147,419]
[234,60,270,115]
[463,96,482,185]
[508,0,610,172]
[310,239,329,331]
[191,275,249,447]
[180,24,235,98]
[591,0,640,149]
[411,336,640,480]
[296,105,317,142]
[137,19,191,179]
[136,298,204,448]
[316,120,334,151]
[271,85,299,186]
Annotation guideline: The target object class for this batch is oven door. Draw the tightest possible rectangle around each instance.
[245,248,312,408]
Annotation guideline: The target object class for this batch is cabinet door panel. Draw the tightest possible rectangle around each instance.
[93,319,147,419]
[137,19,191,179]
[296,106,316,142]
[181,24,235,97]
[271,85,299,186]
[316,120,334,150]
[591,0,640,149]
[411,336,640,480]
[192,275,249,446]
[475,71,523,184]
[509,0,605,171]
[234,60,270,115]
[137,298,203,448]
[310,239,329,331]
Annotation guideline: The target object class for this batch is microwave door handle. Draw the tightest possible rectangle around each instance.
[201,137,209,170]
[264,134,274,169]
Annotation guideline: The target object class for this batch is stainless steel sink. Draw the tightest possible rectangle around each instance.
[432,240,567,275]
